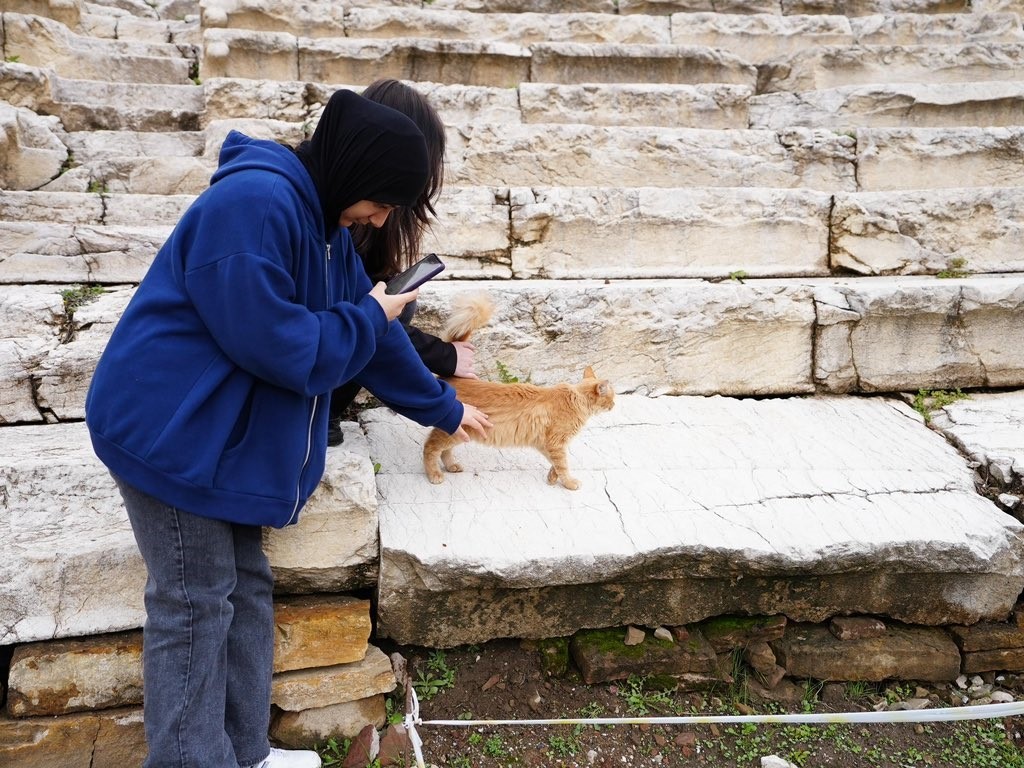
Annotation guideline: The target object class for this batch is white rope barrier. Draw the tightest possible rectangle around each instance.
[402,685,1024,768]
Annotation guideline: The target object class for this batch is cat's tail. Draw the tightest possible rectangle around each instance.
[442,291,494,342]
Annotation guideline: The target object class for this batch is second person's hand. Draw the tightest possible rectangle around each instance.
[369,282,418,322]
[454,403,491,442]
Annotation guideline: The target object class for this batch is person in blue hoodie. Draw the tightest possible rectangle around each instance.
[85,90,491,768]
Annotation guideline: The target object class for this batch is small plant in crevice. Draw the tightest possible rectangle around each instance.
[60,284,105,315]
[912,388,970,423]
[495,360,527,384]
[412,650,457,702]
[86,179,108,194]
[937,256,970,279]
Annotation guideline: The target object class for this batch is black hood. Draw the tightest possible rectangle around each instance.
[295,90,429,232]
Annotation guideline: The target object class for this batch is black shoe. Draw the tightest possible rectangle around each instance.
[327,421,344,447]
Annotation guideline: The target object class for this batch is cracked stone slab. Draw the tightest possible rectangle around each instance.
[369,394,1024,646]
[930,390,1024,491]
[0,422,380,644]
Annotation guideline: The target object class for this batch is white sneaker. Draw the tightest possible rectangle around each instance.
[256,747,322,768]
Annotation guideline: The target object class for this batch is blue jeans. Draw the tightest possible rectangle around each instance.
[115,476,274,768]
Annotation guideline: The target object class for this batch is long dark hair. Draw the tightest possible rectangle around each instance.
[351,80,446,280]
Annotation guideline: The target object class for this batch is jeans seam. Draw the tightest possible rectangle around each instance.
[171,506,197,768]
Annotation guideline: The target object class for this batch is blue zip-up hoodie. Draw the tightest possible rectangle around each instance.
[86,130,462,527]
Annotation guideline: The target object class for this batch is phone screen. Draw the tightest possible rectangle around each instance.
[385,254,445,294]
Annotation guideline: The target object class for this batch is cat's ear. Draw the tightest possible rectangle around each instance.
[583,366,596,380]
[597,382,612,397]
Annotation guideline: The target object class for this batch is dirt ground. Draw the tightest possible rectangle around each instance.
[373,637,1024,768]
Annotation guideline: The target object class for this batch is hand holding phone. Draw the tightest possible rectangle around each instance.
[385,253,445,295]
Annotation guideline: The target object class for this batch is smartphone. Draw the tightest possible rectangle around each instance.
[384,253,445,295]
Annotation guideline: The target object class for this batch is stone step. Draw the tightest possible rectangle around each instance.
[750,82,1024,130]
[200,30,758,87]
[4,183,1022,285]
[366,393,1024,646]
[2,12,195,85]
[4,275,1023,426]
[78,9,201,46]
[0,419,379,644]
[427,0,971,14]
[0,63,204,132]
[759,42,1024,92]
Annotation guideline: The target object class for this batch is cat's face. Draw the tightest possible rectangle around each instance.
[582,367,616,412]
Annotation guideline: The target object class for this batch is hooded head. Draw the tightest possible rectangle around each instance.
[295,90,429,232]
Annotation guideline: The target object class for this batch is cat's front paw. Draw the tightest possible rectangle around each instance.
[443,461,464,474]
[562,477,581,491]
[426,473,445,484]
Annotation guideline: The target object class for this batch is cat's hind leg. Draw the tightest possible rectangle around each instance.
[544,445,580,490]
[440,448,463,474]
[423,429,449,484]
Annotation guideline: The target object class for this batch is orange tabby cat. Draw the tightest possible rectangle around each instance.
[423,293,615,490]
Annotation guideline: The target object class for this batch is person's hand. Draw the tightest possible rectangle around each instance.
[453,403,491,442]
[368,282,418,322]
[451,341,478,379]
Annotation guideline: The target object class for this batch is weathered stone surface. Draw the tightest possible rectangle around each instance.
[698,615,788,652]
[570,626,721,684]
[200,0,347,36]
[830,187,1024,273]
[858,128,1024,191]
[202,77,312,123]
[202,28,299,81]
[771,623,961,681]
[750,84,1024,131]
[272,595,372,673]
[432,0,615,11]
[621,0,777,13]
[0,707,145,768]
[813,276,1024,392]
[519,82,751,128]
[670,12,854,62]
[930,391,1024,491]
[0,286,63,423]
[370,395,1024,646]
[781,0,980,13]
[345,7,671,44]
[761,43,1024,93]
[45,77,205,133]
[830,616,886,640]
[451,126,856,190]
[531,42,756,86]
[5,0,81,29]
[270,696,387,747]
[0,422,380,644]
[3,13,191,84]
[272,646,396,711]
[849,12,1024,45]
[0,104,68,191]
[413,279,816,395]
[7,632,143,717]
[506,187,831,278]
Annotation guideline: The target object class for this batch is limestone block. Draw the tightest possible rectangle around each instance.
[850,12,1024,45]
[974,0,1024,12]
[201,28,299,81]
[264,423,380,593]
[0,104,68,191]
[103,193,195,227]
[0,708,145,768]
[519,82,751,128]
[456,126,854,190]
[272,595,373,673]
[419,186,511,275]
[272,646,396,711]
[3,0,81,29]
[0,62,55,113]
[750,84,1024,131]
[530,42,757,86]
[760,43,1024,93]
[0,423,146,645]
[670,13,854,62]
[7,632,144,717]
[782,0,974,14]
[772,624,961,681]
[571,627,721,684]
[0,222,167,283]
[831,187,1024,274]
[430,0,614,10]
[63,130,205,166]
[270,696,386,747]
[345,7,671,44]
[369,395,1024,646]
[412,279,816,395]
[621,0,778,13]
[298,37,531,88]
[0,420,383,644]
[3,13,191,84]
[414,82,523,126]
[202,77,311,123]
[506,187,830,278]
[0,286,63,423]
[812,276,1024,392]
[858,128,1024,190]
[45,77,205,133]
[929,391,1024,492]
[200,0,346,36]
[0,190,104,224]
